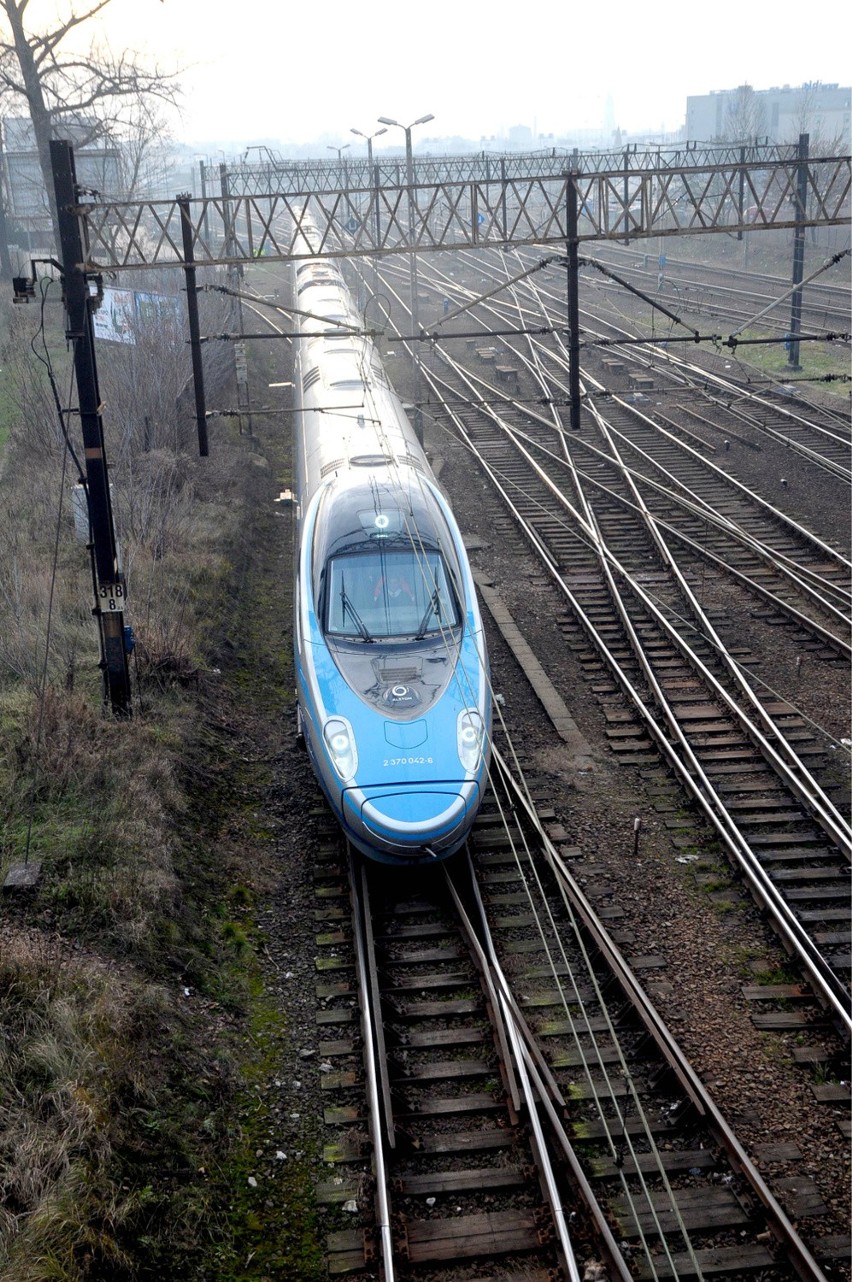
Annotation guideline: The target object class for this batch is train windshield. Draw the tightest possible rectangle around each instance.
[325,550,460,641]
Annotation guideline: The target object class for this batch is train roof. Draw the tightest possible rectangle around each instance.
[313,473,459,567]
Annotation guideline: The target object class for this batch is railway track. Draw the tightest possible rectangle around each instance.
[373,252,850,657]
[346,848,571,1281]
[589,245,852,338]
[430,383,849,1018]
[355,254,851,1028]
[434,247,852,483]
[257,242,850,1278]
[313,747,845,1280]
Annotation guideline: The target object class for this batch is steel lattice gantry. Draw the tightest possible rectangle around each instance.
[80,153,850,272]
[207,142,834,196]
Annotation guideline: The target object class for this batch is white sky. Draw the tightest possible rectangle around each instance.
[18,0,852,146]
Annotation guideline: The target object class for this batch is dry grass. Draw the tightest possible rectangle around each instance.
[0,927,234,1281]
[1,687,181,955]
[0,291,267,1278]
[0,932,118,1276]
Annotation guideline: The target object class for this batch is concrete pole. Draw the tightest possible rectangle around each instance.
[787,133,809,371]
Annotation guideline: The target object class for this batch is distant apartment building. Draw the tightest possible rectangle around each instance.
[507,124,534,150]
[685,82,850,147]
[1,116,120,242]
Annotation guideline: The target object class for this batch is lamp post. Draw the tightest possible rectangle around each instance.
[350,126,386,169]
[377,113,434,441]
[328,142,351,226]
[351,128,387,294]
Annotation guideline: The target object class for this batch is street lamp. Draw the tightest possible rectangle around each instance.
[351,128,387,292]
[350,126,387,168]
[328,143,351,223]
[377,114,434,441]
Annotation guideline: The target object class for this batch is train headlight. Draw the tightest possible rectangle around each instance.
[323,717,358,781]
[457,709,485,773]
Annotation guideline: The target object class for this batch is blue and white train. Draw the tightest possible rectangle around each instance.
[292,238,491,863]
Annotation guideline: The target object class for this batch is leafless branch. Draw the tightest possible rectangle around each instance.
[1,0,181,246]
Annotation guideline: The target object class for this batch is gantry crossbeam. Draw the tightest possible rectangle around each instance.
[214,142,827,195]
[80,155,850,272]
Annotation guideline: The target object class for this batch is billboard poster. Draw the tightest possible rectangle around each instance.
[93,288,182,343]
[135,292,182,327]
[94,288,136,344]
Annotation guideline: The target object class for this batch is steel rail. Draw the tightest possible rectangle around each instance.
[537,439,852,656]
[412,244,850,525]
[443,868,523,1116]
[577,415,852,614]
[450,320,852,631]
[502,1000,584,1282]
[503,390,852,636]
[422,364,851,1030]
[396,250,850,649]
[491,748,833,1282]
[580,394,852,815]
[472,260,852,648]
[594,241,852,302]
[361,257,845,1271]
[368,257,850,841]
[445,864,562,1109]
[477,756,712,1282]
[511,341,852,624]
[729,250,852,339]
[443,366,852,858]
[404,257,852,642]
[461,811,710,1282]
[602,387,850,557]
[426,246,852,501]
[444,860,627,1282]
[576,255,852,336]
[539,326,852,578]
[444,878,584,1280]
[719,397,852,481]
[591,268,848,323]
[455,242,852,477]
[346,852,395,1278]
[469,244,852,480]
[574,313,852,480]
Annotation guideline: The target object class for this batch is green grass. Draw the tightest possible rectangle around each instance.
[751,963,800,986]
[200,978,324,1282]
[701,877,733,893]
[724,327,849,394]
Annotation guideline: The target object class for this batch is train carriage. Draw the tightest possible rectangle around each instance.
[292,247,491,863]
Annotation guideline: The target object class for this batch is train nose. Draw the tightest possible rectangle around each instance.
[352,782,481,857]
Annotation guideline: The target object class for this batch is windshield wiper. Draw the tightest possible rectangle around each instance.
[415,588,442,640]
[340,577,373,642]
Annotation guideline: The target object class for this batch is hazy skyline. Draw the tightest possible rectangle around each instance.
[17,0,852,147]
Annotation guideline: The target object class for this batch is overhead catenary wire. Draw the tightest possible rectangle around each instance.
[430,364,852,1025]
[319,232,849,1003]
[394,244,850,1010]
[23,326,79,865]
[728,247,852,339]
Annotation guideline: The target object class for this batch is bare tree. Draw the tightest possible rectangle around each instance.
[722,84,767,143]
[788,82,847,154]
[0,0,179,246]
[113,98,176,201]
